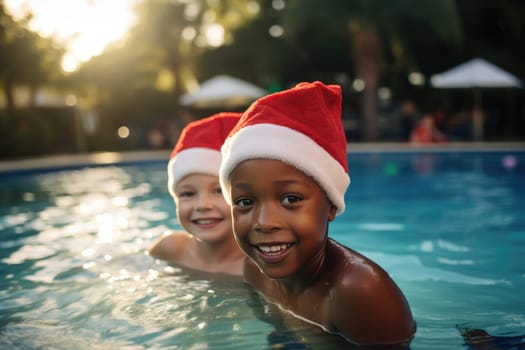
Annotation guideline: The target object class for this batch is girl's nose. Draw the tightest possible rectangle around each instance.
[195,193,213,211]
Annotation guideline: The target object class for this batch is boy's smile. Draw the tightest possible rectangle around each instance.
[229,159,336,280]
[253,242,294,264]
[217,82,416,344]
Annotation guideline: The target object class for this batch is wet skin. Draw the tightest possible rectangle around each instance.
[229,159,416,346]
[148,173,245,276]
[174,173,232,244]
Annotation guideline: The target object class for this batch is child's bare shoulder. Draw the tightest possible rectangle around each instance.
[329,240,389,287]
[328,239,404,305]
[327,239,416,345]
[148,230,193,260]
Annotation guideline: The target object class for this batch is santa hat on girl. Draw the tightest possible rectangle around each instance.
[168,112,242,197]
[219,81,350,215]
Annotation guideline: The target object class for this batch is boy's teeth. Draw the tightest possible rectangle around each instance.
[258,244,290,255]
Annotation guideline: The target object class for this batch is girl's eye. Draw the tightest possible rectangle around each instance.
[213,187,222,195]
[234,198,254,207]
[178,191,195,198]
[282,195,302,205]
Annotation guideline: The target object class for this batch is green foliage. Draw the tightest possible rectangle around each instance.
[1,0,524,157]
[0,107,75,157]
[0,3,64,112]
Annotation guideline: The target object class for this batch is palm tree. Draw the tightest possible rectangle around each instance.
[283,0,462,140]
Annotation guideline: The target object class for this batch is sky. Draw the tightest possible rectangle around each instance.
[5,0,140,72]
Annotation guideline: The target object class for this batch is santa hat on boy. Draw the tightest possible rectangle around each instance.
[219,81,350,215]
[168,112,242,197]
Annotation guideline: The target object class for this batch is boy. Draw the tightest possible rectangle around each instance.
[149,112,246,276]
[219,82,416,346]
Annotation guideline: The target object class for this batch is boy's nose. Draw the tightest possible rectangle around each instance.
[254,202,281,233]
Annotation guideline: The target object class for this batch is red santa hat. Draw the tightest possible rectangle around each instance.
[219,81,350,215]
[168,112,242,197]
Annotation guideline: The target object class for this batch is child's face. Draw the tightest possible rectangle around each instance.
[174,173,232,243]
[229,159,336,279]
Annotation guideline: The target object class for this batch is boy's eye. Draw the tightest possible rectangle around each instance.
[282,195,302,205]
[234,198,254,207]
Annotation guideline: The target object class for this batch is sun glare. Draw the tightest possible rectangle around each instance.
[5,0,140,72]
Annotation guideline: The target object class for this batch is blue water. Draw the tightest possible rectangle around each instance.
[0,150,524,349]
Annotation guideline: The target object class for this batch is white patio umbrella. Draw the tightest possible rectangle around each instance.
[431,58,522,141]
[179,75,267,108]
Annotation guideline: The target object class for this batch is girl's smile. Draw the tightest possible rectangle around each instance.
[174,173,232,243]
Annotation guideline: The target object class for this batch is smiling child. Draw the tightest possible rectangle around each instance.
[219,82,416,346]
[148,112,246,276]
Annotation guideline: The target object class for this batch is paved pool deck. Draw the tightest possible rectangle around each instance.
[1,142,524,173]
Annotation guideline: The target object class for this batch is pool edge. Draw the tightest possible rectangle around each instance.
[1,142,524,173]
[0,150,171,174]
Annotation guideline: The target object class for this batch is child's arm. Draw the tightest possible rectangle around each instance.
[148,231,188,261]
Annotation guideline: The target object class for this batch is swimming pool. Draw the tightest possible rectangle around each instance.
[1,150,524,349]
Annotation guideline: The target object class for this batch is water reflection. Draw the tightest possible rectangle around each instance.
[0,153,523,349]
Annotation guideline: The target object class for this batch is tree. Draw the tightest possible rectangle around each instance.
[127,0,260,99]
[195,0,304,88]
[282,0,462,141]
[0,3,64,114]
[66,0,264,150]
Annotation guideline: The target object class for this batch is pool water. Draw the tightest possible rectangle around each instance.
[0,151,524,349]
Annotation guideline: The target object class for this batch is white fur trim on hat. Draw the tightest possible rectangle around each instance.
[168,148,222,197]
[220,123,350,215]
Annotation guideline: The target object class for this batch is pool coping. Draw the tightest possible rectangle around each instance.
[0,150,171,174]
[1,142,524,173]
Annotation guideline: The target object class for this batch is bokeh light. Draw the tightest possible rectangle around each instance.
[117,126,130,139]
